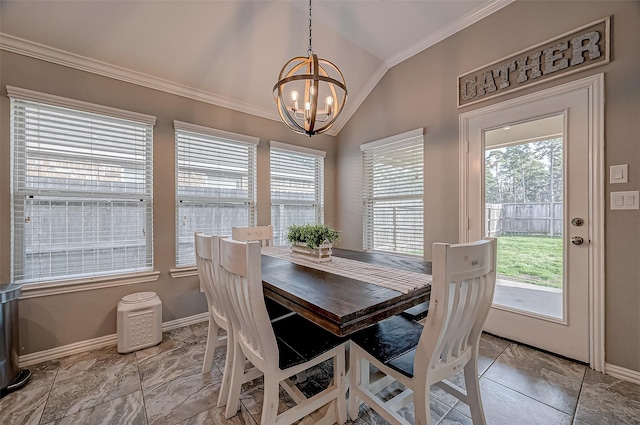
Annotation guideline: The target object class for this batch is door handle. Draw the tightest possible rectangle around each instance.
[571,236,584,245]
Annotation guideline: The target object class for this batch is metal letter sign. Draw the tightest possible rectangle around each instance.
[458,17,610,108]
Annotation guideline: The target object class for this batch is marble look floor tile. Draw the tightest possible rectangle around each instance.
[40,390,146,425]
[237,374,343,423]
[452,378,573,425]
[55,345,136,382]
[190,320,226,344]
[143,368,223,425]
[189,320,210,339]
[483,344,586,415]
[477,333,511,374]
[572,419,590,425]
[237,376,296,421]
[574,368,640,425]
[427,334,507,409]
[0,383,50,425]
[138,339,206,389]
[24,359,60,389]
[136,327,200,362]
[438,407,473,425]
[41,362,141,423]
[176,404,256,425]
[356,381,452,425]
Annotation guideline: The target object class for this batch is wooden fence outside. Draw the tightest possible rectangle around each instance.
[486,202,563,237]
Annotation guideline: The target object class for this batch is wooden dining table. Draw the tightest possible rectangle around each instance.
[261,247,432,337]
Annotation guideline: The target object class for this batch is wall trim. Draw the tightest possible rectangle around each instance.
[18,312,208,367]
[0,33,279,126]
[605,363,640,386]
[20,271,161,299]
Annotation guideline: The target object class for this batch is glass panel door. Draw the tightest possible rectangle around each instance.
[484,115,564,319]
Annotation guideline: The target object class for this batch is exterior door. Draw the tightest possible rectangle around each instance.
[460,75,604,364]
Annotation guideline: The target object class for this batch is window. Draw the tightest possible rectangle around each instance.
[362,129,424,256]
[270,141,325,245]
[175,121,258,266]
[9,87,155,283]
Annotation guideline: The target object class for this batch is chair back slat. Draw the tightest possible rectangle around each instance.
[217,237,278,369]
[418,238,497,374]
[232,225,273,247]
[195,232,227,323]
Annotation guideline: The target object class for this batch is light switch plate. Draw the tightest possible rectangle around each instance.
[611,191,639,210]
[610,164,628,184]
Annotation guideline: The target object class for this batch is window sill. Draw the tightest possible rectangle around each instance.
[20,271,161,299]
[170,266,197,278]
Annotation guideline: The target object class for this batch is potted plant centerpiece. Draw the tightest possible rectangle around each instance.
[286,224,340,263]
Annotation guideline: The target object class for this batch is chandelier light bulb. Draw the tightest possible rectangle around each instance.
[326,96,333,115]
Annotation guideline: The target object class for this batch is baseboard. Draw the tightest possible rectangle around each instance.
[605,363,640,385]
[18,312,209,368]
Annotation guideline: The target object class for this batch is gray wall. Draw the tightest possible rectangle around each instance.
[336,1,640,372]
[0,52,338,355]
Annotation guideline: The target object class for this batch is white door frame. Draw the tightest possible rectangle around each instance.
[459,73,605,371]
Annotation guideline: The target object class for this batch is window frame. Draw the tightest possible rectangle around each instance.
[361,128,425,256]
[8,86,158,295]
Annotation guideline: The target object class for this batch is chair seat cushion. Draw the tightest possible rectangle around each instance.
[265,297,293,319]
[272,314,346,370]
[401,301,430,321]
[385,348,417,378]
[350,315,423,378]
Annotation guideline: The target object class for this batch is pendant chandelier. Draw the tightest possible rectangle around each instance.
[273,0,347,137]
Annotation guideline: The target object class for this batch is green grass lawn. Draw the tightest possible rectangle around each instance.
[496,235,563,288]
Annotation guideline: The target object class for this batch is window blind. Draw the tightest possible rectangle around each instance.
[270,142,325,245]
[362,132,424,256]
[10,93,154,283]
[175,122,257,266]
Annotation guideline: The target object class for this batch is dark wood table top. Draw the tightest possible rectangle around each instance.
[261,248,432,337]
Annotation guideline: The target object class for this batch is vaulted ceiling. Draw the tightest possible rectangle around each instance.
[0,0,513,135]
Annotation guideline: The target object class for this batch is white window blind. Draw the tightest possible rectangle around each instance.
[175,122,257,266]
[270,142,325,245]
[9,89,155,283]
[362,130,424,256]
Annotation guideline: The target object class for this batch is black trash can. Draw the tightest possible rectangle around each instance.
[0,283,30,398]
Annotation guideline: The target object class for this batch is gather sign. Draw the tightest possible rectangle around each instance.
[458,17,609,107]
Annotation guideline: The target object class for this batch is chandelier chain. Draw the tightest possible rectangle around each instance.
[308,0,313,56]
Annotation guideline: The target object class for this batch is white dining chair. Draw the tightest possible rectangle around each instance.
[194,232,232,407]
[348,238,497,425]
[195,233,263,410]
[215,237,347,425]
[231,224,292,319]
[231,224,273,246]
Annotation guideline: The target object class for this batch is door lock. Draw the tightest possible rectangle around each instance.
[571,236,584,245]
[571,217,584,226]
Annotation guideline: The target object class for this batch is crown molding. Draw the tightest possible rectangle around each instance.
[386,0,516,69]
[1,1,513,138]
[0,33,281,123]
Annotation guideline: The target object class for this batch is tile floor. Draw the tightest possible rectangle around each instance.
[1,320,639,425]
